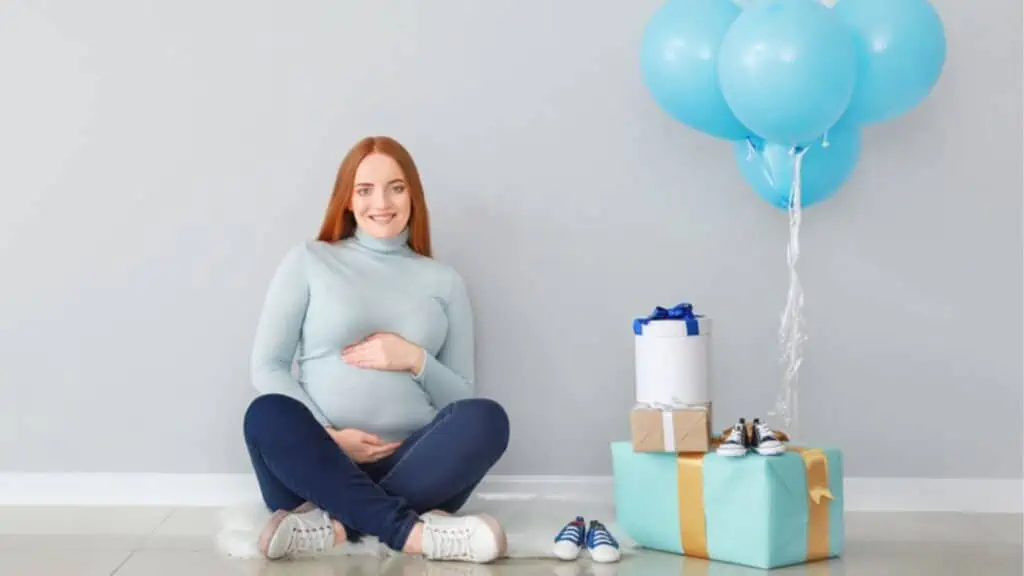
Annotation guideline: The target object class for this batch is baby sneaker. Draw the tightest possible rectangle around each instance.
[716,418,750,457]
[552,516,587,560]
[585,520,621,563]
[752,418,785,455]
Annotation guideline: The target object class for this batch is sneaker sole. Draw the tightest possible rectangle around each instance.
[553,542,583,561]
[475,513,508,560]
[716,446,748,457]
[257,502,317,559]
[756,445,786,456]
[589,545,621,563]
[258,509,291,559]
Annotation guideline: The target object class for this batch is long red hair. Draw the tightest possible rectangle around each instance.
[317,136,432,257]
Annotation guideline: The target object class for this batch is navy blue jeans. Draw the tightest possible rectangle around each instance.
[243,394,510,551]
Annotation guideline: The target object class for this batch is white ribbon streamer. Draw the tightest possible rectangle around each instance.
[661,411,676,452]
[770,146,810,441]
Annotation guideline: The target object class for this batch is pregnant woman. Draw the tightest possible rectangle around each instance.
[242,136,510,564]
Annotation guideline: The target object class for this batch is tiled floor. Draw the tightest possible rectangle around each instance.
[0,505,1020,575]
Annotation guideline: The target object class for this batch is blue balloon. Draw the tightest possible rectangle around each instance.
[734,124,861,210]
[640,0,749,140]
[834,0,947,125]
[718,0,857,146]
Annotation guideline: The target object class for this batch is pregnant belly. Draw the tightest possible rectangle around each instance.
[300,357,436,438]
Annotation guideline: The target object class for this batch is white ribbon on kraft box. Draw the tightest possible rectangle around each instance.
[633,303,711,407]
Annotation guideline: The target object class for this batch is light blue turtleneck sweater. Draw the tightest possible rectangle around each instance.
[250,227,475,441]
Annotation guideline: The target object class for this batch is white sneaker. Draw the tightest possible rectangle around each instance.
[585,520,621,564]
[752,419,785,456]
[421,509,453,521]
[552,516,586,560]
[420,513,507,564]
[716,419,750,457]
[258,503,336,559]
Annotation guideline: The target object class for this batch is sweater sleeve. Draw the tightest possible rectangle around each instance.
[412,271,475,407]
[250,245,331,426]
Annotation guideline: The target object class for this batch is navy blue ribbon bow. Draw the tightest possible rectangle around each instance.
[633,302,702,336]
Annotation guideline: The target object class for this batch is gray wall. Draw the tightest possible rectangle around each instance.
[0,0,1019,479]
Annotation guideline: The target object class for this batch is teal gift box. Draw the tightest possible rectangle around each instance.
[611,441,844,570]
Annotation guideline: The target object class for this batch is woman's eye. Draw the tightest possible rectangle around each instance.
[356,187,372,196]
[392,185,406,194]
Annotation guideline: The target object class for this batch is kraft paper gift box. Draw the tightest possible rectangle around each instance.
[629,405,711,453]
[611,441,844,570]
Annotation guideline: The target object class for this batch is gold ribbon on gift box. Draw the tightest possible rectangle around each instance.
[675,428,835,563]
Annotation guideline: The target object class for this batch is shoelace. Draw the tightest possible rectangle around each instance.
[430,525,474,560]
[556,518,585,543]
[285,514,334,554]
[725,425,744,443]
[588,522,618,548]
[755,423,776,442]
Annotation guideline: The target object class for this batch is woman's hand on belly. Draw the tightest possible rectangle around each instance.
[326,426,402,464]
[341,332,425,374]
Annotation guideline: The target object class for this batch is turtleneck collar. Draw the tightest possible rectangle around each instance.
[352,226,411,254]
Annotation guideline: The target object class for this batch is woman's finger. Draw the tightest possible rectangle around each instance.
[343,349,370,365]
[358,353,384,369]
[371,442,399,455]
[371,447,398,460]
[344,334,381,354]
[361,432,384,445]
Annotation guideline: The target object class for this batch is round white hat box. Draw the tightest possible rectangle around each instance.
[634,313,711,407]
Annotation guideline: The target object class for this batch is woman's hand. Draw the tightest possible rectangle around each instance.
[342,332,425,374]
[326,427,402,464]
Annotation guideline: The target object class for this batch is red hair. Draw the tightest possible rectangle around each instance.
[317,136,432,257]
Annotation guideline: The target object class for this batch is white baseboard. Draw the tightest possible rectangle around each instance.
[0,473,260,507]
[0,473,1019,513]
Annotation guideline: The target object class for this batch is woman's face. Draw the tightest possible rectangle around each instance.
[349,153,412,239]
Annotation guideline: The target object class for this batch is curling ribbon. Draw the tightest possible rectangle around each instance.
[771,146,811,440]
